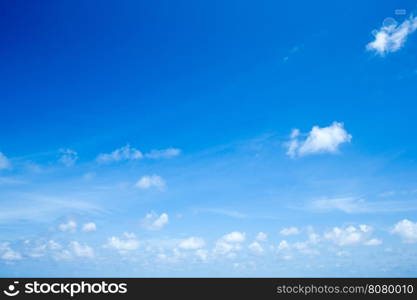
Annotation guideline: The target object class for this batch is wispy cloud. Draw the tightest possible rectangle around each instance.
[366,16,417,56]
[135,175,166,190]
[0,152,11,169]
[145,148,181,159]
[193,208,247,219]
[59,148,78,167]
[308,196,417,214]
[96,144,143,164]
[285,122,352,158]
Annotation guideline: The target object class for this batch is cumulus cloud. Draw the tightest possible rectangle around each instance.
[141,212,169,231]
[145,148,181,159]
[0,243,21,261]
[256,232,268,242]
[82,222,96,232]
[0,152,11,170]
[280,227,300,236]
[248,242,264,255]
[391,219,417,243]
[69,241,94,258]
[214,232,246,255]
[58,220,77,233]
[366,16,417,56]
[96,144,143,164]
[105,232,140,253]
[277,240,290,251]
[179,237,205,250]
[324,225,372,246]
[135,175,166,190]
[221,232,246,243]
[286,122,351,158]
[59,148,78,167]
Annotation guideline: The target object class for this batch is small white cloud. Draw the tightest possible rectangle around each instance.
[179,237,205,250]
[391,219,417,243]
[213,232,246,255]
[366,16,417,56]
[82,222,96,232]
[324,225,372,246]
[69,241,94,258]
[364,238,382,246]
[105,232,140,253]
[286,122,351,158]
[256,232,268,242]
[59,149,78,167]
[135,175,166,190]
[145,148,181,159]
[277,240,290,251]
[58,220,77,233]
[248,242,264,255]
[0,243,21,261]
[141,212,169,231]
[222,232,246,243]
[280,227,300,236]
[96,144,143,164]
[0,152,11,170]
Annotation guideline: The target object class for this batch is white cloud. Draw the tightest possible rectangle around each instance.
[96,144,143,164]
[277,240,290,251]
[145,148,181,159]
[366,16,417,56]
[141,212,169,231]
[69,241,94,258]
[179,237,205,250]
[280,227,300,236]
[221,232,246,243]
[0,152,11,169]
[59,148,78,167]
[286,122,351,158]
[364,238,382,246]
[135,175,166,190]
[248,242,264,254]
[195,249,209,261]
[213,232,246,255]
[324,225,372,246]
[256,232,268,242]
[0,243,21,261]
[82,222,96,232]
[58,220,77,233]
[391,219,417,243]
[105,232,140,253]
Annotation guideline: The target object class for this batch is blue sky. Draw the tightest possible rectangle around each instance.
[1,0,417,277]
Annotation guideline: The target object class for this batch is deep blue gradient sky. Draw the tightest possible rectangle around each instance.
[1,0,417,276]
